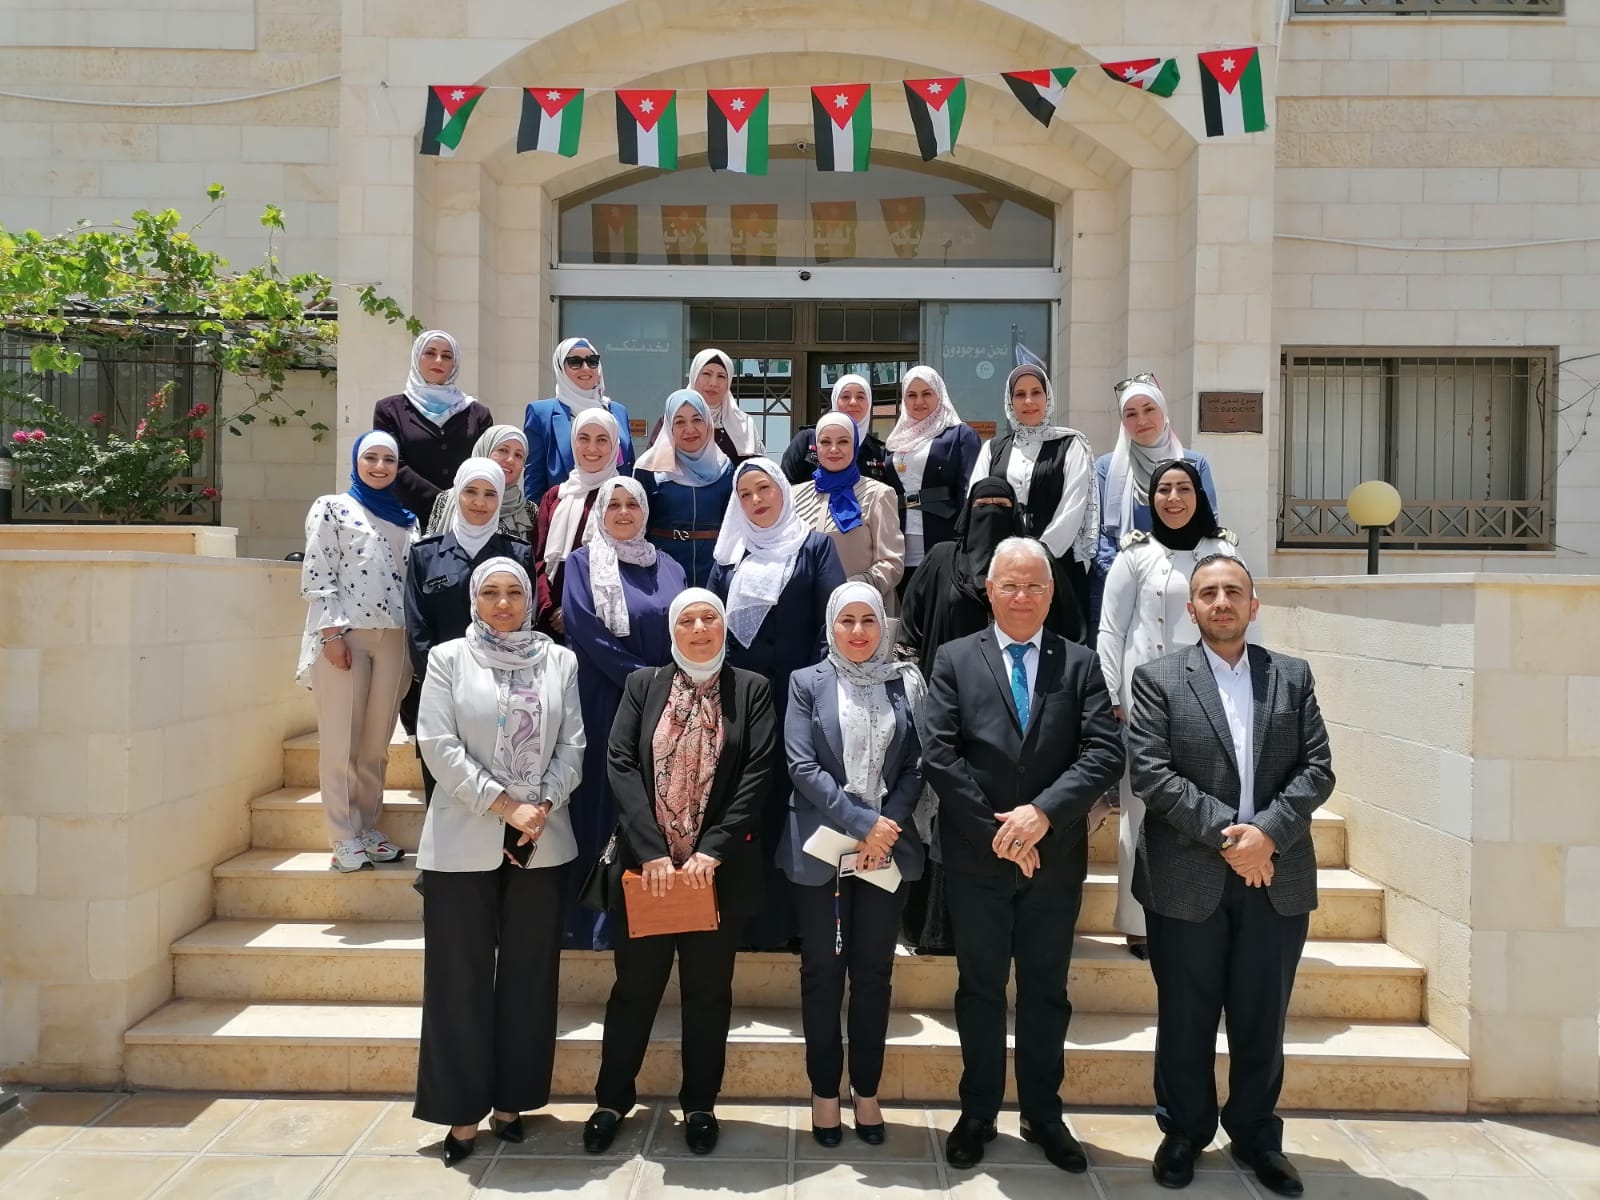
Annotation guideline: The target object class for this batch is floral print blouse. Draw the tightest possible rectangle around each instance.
[296,494,417,685]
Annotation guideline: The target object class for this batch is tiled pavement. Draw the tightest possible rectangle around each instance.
[1,1090,1597,1199]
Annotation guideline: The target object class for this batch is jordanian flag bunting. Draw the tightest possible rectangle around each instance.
[421,85,486,157]
[616,89,678,169]
[518,87,584,157]
[904,77,966,161]
[812,83,872,173]
[1101,57,1181,97]
[1002,68,1077,128]
[707,88,770,174]
[1198,47,1267,137]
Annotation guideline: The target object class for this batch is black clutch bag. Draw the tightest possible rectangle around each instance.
[577,830,620,911]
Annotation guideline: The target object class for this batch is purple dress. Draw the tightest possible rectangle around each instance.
[560,545,686,948]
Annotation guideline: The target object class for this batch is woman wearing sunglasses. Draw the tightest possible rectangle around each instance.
[523,338,636,502]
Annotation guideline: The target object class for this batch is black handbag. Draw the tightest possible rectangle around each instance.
[577,829,620,912]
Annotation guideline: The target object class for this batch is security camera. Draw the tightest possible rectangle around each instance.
[796,141,809,152]
[799,270,812,281]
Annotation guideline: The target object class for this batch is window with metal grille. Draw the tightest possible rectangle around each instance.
[1294,0,1562,13]
[1279,349,1553,550]
[0,332,222,523]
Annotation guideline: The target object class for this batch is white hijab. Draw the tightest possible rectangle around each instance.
[1105,379,1185,538]
[825,581,927,809]
[885,366,961,455]
[583,476,658,639]
[688,348,762,457]
[714,458,812,648]
[543,408,621,574]
[448,457,504,559]
[668,588,728,684]
[552,336,611,415]
[403,330,475,426]
[830,373,873,441]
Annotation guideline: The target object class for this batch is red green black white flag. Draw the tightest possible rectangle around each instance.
[616,89,678,169]
[903,77,966,161]
[1101,57,1181,97]
[420,85,486,157]
[1197,47,1267,137]
[1002,68,1077,128]
[707,88,770,175]
[518,87,584,157]
[812,83,872,173]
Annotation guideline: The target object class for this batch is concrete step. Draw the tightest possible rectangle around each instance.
[211,849,1385,939]
[284,731,421,790]
[124,998,1468,1112]
[171,920,1425,1021]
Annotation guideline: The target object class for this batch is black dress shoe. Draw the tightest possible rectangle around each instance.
[491,1114,524,1143]
[1152,1132,1198,1189]
[442,1130,476,1164]
[812,1122,843,1147]
[944,1115,998,1168]
[1019,1117,1088,1173]
[684,1111,719,1155]
[851,1092,885,1145]
[582,1109,622,1154]
[1127,940,1150,961]
[1231,1145,1304,1197]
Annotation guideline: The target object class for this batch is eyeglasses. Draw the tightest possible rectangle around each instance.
[993,583,1050,598]
[1113,371,1159,395]
[564,354,602,369]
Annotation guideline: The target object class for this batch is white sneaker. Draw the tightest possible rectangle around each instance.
[330,839,373,873]
[360,829,404,864]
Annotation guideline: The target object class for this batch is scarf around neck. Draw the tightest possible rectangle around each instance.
[429,425,528,538]
[886,365,961,455]
[1106,379,1184,538]
[715,458,811,648]
[466,557,549,804]
[1003,364,1073,451]
[403,330,475,426]
[634,389,731,485]
[584,476,658,638]
[811,412,864,533]
[825,581,927,808]
[544,408,621,574]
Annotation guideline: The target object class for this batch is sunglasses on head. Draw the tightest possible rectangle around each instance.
[564,354,602,369]
[1114,372,1159,395]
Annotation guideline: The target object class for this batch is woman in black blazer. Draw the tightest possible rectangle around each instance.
[884,367,980,595]
[583,588,776,1158]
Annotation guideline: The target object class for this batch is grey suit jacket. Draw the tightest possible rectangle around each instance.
[1128,642,1334,921]
[777,662,924,888]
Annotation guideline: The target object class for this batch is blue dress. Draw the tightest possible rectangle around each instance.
[637,465,735,589]
[560,545,686,949]
[1089,449,1217,633]
[522,397,636,501]
[707,531,845,949]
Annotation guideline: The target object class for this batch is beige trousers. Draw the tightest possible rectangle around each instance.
[311,626,411,844]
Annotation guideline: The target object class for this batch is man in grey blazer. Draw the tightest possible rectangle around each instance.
[1128,555,1334,1197]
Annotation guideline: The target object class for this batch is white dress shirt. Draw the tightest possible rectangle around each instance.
[994,625,1043,709]
[893,442,933,567]
[1203,642,1255,821]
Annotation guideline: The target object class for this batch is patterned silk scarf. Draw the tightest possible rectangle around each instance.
[650,669,725,865]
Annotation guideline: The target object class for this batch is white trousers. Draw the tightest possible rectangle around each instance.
[1113,767,1147,937]
[311,627,411,844]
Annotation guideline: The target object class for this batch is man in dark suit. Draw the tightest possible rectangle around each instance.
[1128,554,1335,1196]
[922,536,1125,1172]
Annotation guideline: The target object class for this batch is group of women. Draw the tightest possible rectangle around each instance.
[296,327,1232,1161]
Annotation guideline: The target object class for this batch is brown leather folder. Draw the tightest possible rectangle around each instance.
[620,870,720,937]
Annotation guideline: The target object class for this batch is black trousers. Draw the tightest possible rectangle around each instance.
[742,777,795,951]
[593,903,742,1115]
[1144,871,1309,1153]
[792,875,906,1099]
[413,861,569,1126]
[945,865,1082,1124]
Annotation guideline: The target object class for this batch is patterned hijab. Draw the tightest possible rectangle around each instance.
[1003,364,1073,451]
[467,557,550,806]
[714,458,811,648]
[1106,377,1185,539]
[825,581,926,810]
[544,408,621,574]
[652,588,728,865]
[403,330,475,426]
[886,366,961,455]
[583,476,657,638]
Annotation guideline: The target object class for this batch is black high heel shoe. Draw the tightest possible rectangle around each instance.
[852,1091,886,1145]
[442,1130,477,1164]
[811,1095,843,1147]
[491,1114,525,1143]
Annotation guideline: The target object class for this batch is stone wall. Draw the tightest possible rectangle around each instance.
[1256,574,1600,1112]
[217,372,338,562]
[0,551,312,1085]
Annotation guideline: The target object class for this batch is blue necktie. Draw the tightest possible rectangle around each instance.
[1007,643,1031,729]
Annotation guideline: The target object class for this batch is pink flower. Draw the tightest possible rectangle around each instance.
[89,412,106,426]
[10,430,28,444]
[28,429,46,442]
[188,427,206,440]
[201,486,220,500]
[135,419,148,440]
[186,403,210,419]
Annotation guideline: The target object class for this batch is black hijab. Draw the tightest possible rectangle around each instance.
[1147,458,1221,552]
[952,476,1023,602]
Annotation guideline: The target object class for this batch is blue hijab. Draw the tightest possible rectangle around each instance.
[347,431,416,528]
[637,389,731,486]
[812,411,863,533]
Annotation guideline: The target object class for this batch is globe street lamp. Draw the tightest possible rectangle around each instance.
[1347,480,1403,576]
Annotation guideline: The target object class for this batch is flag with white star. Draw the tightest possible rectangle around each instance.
[903,77,967,161]
[1100,57,1181,97]
[420,85,487,157]
[811,83,872,173]
[518,87,584,157]
[1198,47,1266,137]
[615,89,678,170]
[707,88,770,174]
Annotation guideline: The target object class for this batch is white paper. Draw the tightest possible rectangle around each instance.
[802,825,903,893]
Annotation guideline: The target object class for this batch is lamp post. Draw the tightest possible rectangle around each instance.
[1347,480,1403,576]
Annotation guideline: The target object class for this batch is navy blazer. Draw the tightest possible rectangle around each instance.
[403,532,544,679]
[896,423,980,548]
[779,662,925,888]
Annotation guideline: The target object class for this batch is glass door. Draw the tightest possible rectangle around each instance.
[811,356,921,438]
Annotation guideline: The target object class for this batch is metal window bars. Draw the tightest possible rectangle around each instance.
[1294,0,1562,14]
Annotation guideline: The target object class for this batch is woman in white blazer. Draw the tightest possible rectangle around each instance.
[415,556,585,1165]
[1096,459,1236,957]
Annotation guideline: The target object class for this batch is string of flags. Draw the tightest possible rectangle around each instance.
[418,47,1267,162]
